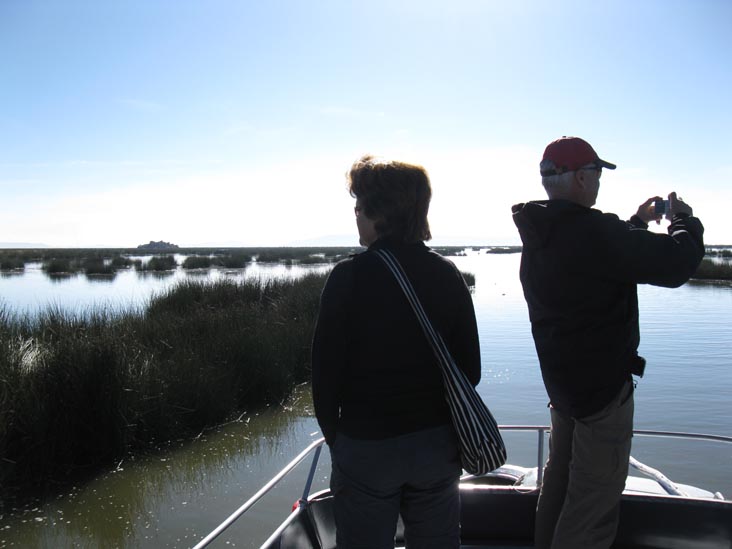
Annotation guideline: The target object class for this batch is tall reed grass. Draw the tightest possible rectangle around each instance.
[41,258,75,274]
[215,252,251,268]
[0,256,25,271]
[111,255,134,269]
[462,271,476,288]
[137,255,178,271]
[82,255,116,275]
[0,273,326,502]
[705,248,732,258]
[182,255,214,269]
[692,257,732,280]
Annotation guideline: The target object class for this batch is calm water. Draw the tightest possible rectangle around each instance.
[1,252,731,548]
[0,258,332,318]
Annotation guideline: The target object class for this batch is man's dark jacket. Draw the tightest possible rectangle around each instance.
[512,200,704,417]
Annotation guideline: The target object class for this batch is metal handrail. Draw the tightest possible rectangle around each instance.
[191,426,732,548]
[259,443,324,548]
[191,437,325,549]
[632,429,732,444]
[496,425,550,484]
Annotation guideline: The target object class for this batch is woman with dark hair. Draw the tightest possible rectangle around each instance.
[312,155,481,548]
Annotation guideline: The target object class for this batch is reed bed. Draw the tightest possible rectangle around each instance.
[138,255,178,272]
[462,271,476,288]
[692,257,732,280]
[82,256,116,275]
[110,255,134,269]
[182,255,214,269]
[41,257,76,274]
[0,273,326,500]
[0,256,25,271]
[1,245,493,274]
[215,252,252,268]
[706,247,732,258]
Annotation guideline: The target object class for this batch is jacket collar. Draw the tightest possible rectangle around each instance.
[368,236,427,252]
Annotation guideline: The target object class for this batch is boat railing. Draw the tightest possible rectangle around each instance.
[191,426,732,549]
[192,437,324,549]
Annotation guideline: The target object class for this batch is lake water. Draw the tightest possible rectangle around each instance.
[1,252,731,548]
[0,257,332,318]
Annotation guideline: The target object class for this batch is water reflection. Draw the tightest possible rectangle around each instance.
[0,386,317,548]
[85,273,118,283]
[45,272,78,283]
[0,259,333,321]
[687,278,732,289]
[135,270,175,280]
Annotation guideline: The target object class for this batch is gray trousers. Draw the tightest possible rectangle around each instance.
[329,424,461,549]
[535,380,634,549]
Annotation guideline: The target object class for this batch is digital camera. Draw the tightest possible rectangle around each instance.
[654,199,671,216]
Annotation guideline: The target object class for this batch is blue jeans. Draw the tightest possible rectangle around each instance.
[329,424,461,549]
[535,380,634,549]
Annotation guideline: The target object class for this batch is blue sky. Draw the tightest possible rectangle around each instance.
[1,0,730,247]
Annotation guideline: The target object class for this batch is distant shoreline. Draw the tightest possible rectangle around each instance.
[1,246,730,280]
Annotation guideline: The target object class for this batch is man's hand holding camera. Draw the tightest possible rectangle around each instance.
[636,191,693,225]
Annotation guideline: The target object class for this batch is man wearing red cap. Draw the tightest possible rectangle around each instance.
[512,137,705,549]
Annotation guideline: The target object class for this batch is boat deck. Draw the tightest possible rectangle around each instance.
[191,429,732,549]
[277,486,732,549]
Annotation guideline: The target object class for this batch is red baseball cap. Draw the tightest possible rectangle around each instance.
[540,136,617,176]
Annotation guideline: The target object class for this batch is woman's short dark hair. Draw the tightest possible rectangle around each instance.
[347,155,432,243]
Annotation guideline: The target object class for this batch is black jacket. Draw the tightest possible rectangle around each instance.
[512,200,704,417]
[311,237,481,445]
